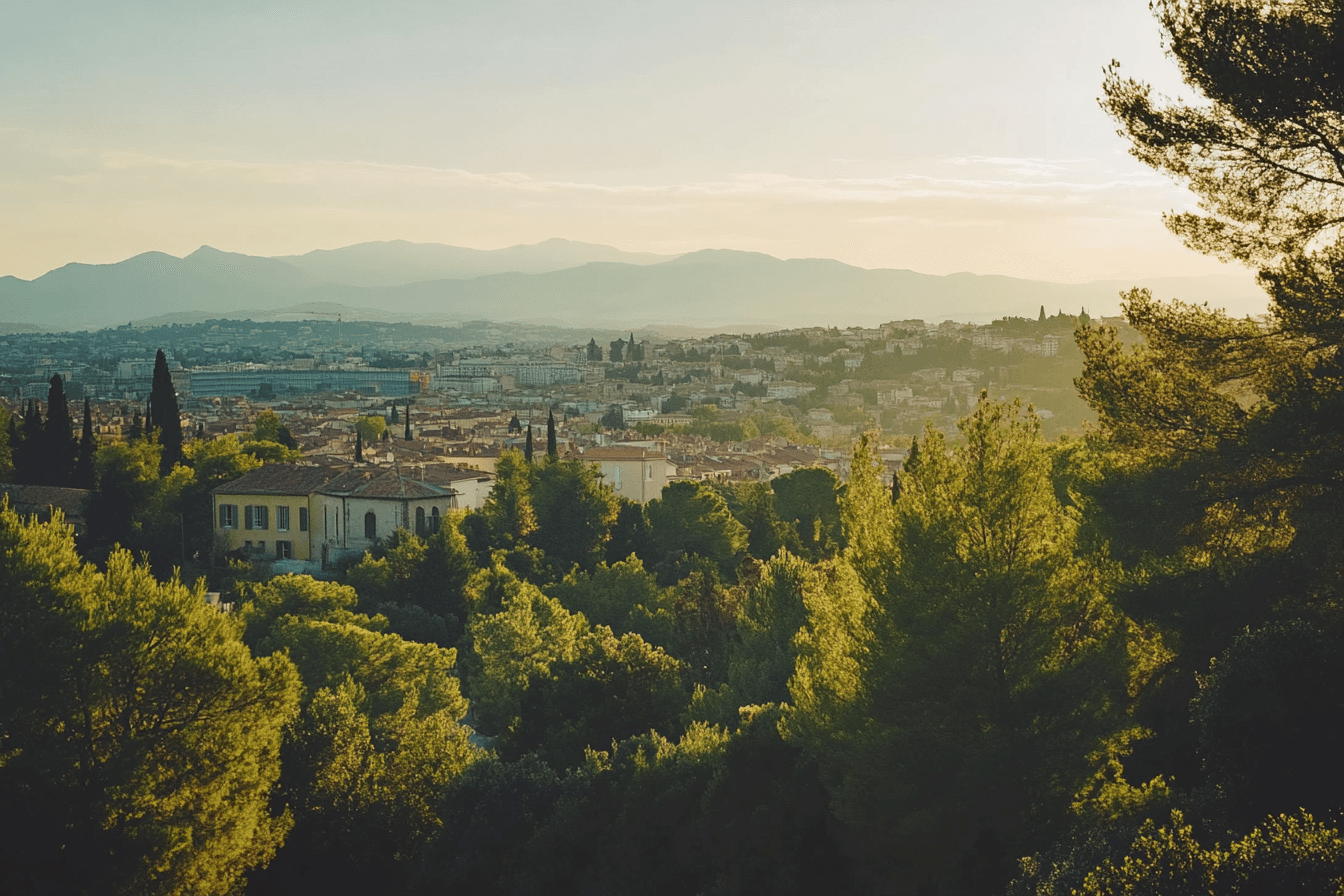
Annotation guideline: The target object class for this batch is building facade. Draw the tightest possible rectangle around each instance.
[580,446,676,504]
[213,463,462,571]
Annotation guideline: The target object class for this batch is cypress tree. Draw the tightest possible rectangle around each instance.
[390,403,399,425]
[524,426,534,462]
[403,403,412,441]
[42,374,76,487]
[75,397,95,490]
[6,413,19,483]
[546,411,558,460]
[355,429,363,463]
[12,404,31,484]
[149,349,181,474]
[25,400,42,443]
[1038,305,1046,323]
[128,410,143,442]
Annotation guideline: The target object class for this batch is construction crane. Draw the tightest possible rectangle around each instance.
[279,307,348,353]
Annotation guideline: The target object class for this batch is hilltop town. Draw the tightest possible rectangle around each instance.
[0,309,1103,495]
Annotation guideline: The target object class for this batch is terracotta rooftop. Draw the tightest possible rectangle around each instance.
[213,463,343,496]
[317,468,458,500]
[0,485,91,531]
[582,447,668,460]
[418,464,494,485]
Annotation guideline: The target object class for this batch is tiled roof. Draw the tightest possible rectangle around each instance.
[441,445,503,458]
[317,468,458,500]
[418,464,494,485]
[583,447,667,460]
[0,485,91,525]
[213,463,342,496]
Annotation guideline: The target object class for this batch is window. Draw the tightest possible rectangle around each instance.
[218,504,238,529]
[299,507,308,532]
[244,505,269,530]
[431,507,441,533]
[415,506,427,537]
[257,541,265,554]
[276,505,290,532]
[276,540,293,560]
[364,511,377,540]
[647,463,654,480]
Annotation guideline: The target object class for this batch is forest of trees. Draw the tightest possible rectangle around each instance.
[6,2,1344,893]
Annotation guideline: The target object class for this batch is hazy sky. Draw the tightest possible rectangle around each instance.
[1,0,1249,285]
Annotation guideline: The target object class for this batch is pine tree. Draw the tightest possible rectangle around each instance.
[149,349,181,474]
[546,411,558,460]
[74,398,95,490]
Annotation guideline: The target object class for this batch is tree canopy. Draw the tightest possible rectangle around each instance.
[0,504,300,896]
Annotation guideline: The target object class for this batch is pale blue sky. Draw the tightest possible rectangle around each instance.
[1,0,1246,286]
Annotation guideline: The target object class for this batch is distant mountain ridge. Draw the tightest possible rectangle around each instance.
[275,238,678,287]
[0,239,1266,332]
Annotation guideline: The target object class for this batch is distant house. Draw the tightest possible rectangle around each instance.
[0,485,91,534]
[438,445,502,474]
[417,464,494,510]
[212,463,462,571]
[211,464,337,565]
[312,468,460,567]
[580,446,676,503]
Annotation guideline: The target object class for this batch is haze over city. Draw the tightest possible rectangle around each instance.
[4,0,1259,309]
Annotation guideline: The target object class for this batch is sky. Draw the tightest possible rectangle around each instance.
[0,0,1254,288]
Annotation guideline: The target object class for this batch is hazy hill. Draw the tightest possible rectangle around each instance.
[274,238,678,287]
[377,249,1264,328]
[0,240,1265,332]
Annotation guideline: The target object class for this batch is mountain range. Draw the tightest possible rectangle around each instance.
[0,238,1266,333]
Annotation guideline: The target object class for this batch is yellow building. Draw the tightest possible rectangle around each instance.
[213,462,466,570]
[211,465,338,562]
